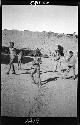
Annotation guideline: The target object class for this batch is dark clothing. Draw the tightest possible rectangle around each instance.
[58,45,64,56]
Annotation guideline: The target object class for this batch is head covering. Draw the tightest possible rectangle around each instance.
[69,50,73,55]
[9,42,14,47]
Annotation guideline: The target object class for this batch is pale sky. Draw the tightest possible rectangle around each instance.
[2,5,78,34]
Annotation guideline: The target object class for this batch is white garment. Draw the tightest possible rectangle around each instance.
[9,48,16,59]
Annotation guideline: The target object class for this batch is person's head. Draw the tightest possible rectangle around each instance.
[69,51,73,56]
[9,42,14,48]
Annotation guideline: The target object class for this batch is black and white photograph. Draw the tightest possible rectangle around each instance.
[1,5,78,117]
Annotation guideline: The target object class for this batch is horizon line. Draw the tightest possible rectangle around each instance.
[2,28,78,35]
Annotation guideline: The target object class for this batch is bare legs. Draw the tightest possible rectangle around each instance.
[18,59,21,69]
[7,59,15,74]
[31,65,41,87]
[63,65,76,79]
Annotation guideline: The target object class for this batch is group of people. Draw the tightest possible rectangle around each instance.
[53,49,78,79]
[6,42,78,87]
[6,42,42,87]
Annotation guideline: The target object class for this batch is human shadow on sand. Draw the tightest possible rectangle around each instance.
[64,75,78,80]
[23,68,31,71]
[42,71,53,73]
[41,77,59,85]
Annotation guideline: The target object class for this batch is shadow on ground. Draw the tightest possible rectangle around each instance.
[64,75,78,80]
[41,77,59,85]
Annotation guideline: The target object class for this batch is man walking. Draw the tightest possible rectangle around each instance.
[65,51,77,79]
[7,42,16,74]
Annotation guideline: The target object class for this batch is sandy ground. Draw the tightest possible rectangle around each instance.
[1,59,77,117]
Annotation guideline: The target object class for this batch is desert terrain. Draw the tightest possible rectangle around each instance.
[1,56,78,117]
[1,29,78,117]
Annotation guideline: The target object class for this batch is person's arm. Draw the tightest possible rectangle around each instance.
[14,48,17,56]
[39,57,42,64]
[8,48,10,54]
